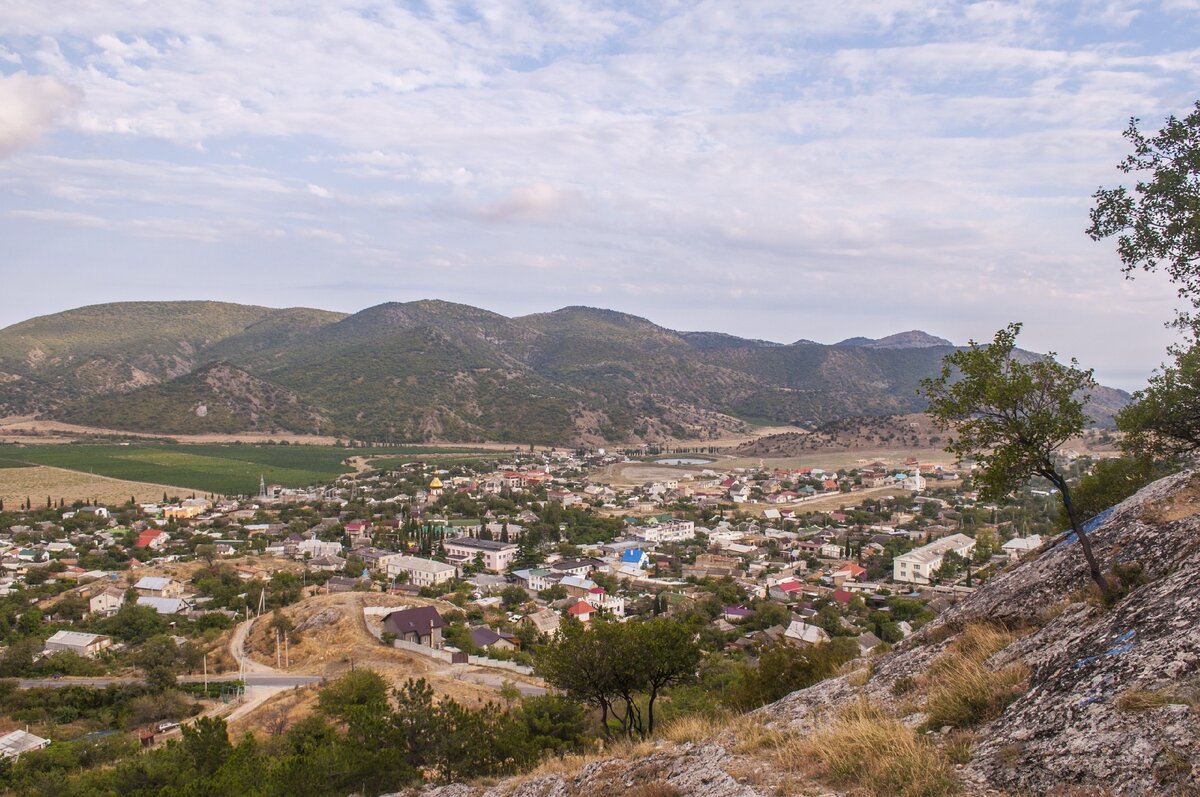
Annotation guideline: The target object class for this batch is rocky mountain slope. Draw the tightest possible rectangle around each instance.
[415,470,1200,796]
[0,300,1131,443]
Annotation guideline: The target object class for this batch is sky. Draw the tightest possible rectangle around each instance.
[1,1,1198,392]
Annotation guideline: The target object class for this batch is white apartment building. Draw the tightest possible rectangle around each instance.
[634,519,696,543]
[893,533,976,585]
[442,536,519,572]
[381,555,457,587]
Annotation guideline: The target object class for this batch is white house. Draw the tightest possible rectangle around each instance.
[382,555,457,587]
[1002,535,1043,561]
[0,729,50,759]
[784,620,830,646]
[89,586,125,617]
[44,630,112,658]
[297,538,343,558]
[893,533,976,585]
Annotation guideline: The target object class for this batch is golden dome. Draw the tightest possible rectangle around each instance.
[429,476,443,489]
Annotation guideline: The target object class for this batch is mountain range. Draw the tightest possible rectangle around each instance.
[0,300,1130,444]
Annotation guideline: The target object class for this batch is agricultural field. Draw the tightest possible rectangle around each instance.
[0,443,503,496]
[0,465,197,508]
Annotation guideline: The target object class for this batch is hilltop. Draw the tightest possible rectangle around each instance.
[0,300,1130,444]
[415,469,1200,797]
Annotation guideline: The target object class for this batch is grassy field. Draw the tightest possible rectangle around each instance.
[0,443,503,496]
[0,466,200,508]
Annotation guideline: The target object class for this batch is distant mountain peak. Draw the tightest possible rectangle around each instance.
[836,330,953,349]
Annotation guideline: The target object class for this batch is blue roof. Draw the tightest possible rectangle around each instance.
[620,548,646,562]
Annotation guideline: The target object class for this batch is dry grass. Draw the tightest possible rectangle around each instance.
[787,701,959,797]
[0,464,196,507]
[1115,687,1198,712]
[924,623,1028,729]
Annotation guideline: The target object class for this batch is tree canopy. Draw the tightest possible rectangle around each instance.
[1088,100,1200,326]
[921,323,1110,596]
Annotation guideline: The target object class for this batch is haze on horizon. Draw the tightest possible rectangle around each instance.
[2,1,1198,392]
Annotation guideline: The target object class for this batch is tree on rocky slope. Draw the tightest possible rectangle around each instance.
[921,324,1112,599]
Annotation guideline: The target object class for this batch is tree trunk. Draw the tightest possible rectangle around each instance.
[1047,468,1111,599]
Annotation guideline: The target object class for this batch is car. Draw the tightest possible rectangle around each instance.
[155,721,180,732]
[50,674,62,680]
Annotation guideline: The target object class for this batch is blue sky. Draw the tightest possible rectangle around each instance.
[1,1,1198,391]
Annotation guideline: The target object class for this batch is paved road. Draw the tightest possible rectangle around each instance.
[16,674,321,689]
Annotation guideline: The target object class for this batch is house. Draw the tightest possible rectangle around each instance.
[382,606,444,647]
[88,586,125,617]
[326,575,371,593]
[829,562,867,584]
[44,630,112,658]
[441,537,519,572]
[307,554,346,572]
[722,605,753,623]
[134,576,182,598]
[524,607,561,637]
[135,530,169,550]
[565,601,595,623]
[893,533,976,585]
[857,631,883,656]
[549,557,602,577]
[1002,535,1043,561]
[0,729,50,759]
[830,588,855,605]
[297,538,343,559]
[136,596,190,615]
[382,555,457,587]
[619,548,649,570]
[768,580,804,601]
[784,620,830,646]
[469,626,518,651]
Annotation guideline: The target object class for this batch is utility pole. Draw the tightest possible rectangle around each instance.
[284,633,289,668]
[203,652,208,693]
[275,629,281,668]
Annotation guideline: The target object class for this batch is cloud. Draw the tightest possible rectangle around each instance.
[478,182,567,221]
[0,72,79,157]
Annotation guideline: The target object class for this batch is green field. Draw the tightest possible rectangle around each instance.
[0,444,497,496]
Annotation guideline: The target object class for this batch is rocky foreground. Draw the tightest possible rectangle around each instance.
[406,470,1200,797]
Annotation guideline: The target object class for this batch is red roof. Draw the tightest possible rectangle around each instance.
[831,589,855,604]
[566,601,594,616]
[135,530,163,548]
[776,580,803,593]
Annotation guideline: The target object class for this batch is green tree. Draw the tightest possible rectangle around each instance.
[1117,342,1200,456]
[1058,456,1176,526]
[921,323,1111,599]
[1088,100,1200,327]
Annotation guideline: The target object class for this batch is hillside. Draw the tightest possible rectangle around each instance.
[56,362,329,434]
[0,301,345,415]
[417,469,1200,797]
[0,300,1131,444]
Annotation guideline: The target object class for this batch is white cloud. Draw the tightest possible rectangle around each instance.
[0,72,79,157]
[478,182,566,221]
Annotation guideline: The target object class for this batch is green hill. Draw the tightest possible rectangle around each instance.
[0,299,1132,443]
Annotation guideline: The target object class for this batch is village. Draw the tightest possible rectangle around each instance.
[0,441,1080,763]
